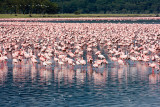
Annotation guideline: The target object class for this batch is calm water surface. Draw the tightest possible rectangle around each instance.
[0,60,160,107]
[42,19,160,24]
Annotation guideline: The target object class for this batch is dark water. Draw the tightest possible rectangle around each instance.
[1,19,160,24]
[0,61,160,107]
[41,20,160,24]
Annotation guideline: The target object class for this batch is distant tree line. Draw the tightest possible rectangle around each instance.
[0,0,59,15]
[0,0,160,14]
[52,0,160,14]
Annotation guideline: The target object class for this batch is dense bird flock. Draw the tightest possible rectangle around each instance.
[0,19,160,71]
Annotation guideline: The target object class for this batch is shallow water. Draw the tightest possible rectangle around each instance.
[0,60,160,107]
[41,20,160,24]
[1,19,160,24]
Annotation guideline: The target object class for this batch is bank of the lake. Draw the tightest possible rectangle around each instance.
[0,14,160,18]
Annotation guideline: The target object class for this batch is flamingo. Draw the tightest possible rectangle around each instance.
[0,19,160,78]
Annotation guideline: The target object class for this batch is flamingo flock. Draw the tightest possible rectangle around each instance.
[0,20,159,72]
[1,17,160,22]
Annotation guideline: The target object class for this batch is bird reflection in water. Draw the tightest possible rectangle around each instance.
[39,65,52,85]
[0,63,8,86]
[110,66,118,82]
[118,66,125,84]
[0,60,159,87]
[31,65,37,83]
[149,68,157,85]
[13,63,29,87]
[93,68,107,86]
[137,62,149,81]
[76,68,86,85]
[128,63,138,82]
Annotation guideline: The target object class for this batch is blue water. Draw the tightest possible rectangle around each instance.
[41,19,160,24]
[0,61,160,107]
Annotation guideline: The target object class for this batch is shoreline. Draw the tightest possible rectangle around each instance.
[0,14,159,18]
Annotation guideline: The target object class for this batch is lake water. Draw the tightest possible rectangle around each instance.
[0,60,160,107]
[0,20,160,107]
[1,19,160,24]
[41,19,160,24]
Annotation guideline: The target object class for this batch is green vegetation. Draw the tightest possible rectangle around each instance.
[53,0,160,14]
[0,0,59,15]
[0,0,160,16]
[0,14,159,18]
